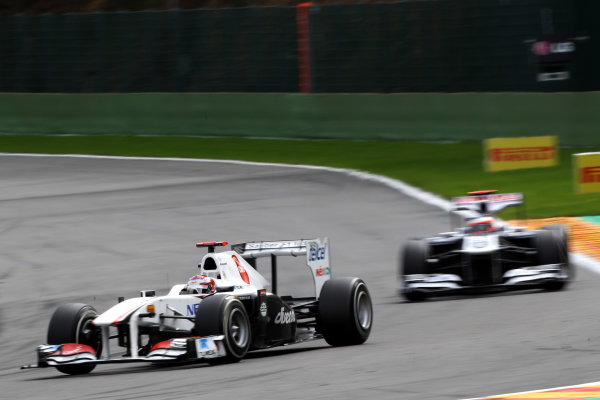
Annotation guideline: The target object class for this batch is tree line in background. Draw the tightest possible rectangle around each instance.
[0,0,385,14]
[3,0,596,93]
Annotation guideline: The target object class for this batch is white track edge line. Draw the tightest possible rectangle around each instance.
[459,380,600,400]
[3,152,598,274]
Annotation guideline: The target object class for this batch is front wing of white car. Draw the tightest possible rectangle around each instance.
[22,335,227,370]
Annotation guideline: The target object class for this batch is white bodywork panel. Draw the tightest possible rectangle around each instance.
[199,250,270,290]
[94,285,259,329]
[92,238,329,328]
[235,237,331,298]
[461,234,500,254]
[93,248,270,328]
[93,297,155,326]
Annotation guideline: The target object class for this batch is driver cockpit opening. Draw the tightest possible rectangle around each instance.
[200,256,221,279]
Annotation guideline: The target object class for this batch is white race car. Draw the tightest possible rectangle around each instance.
[23,238,373,375]
[399,191,571,301]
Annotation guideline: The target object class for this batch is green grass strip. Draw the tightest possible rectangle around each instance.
[1,135,598,219]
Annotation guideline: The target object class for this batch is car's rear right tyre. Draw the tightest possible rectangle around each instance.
[318,277,373,346]
[194,294,251,364]
[47,303,101,375]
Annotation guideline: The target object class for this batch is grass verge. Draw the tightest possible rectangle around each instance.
[1,134,598,218]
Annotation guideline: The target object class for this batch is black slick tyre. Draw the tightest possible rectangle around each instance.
[536,229,571,291]
[194,294,251,363]
[318,277,373,346]
[400,239,430,301]
[47,303,101,375]
[541,224,570,265]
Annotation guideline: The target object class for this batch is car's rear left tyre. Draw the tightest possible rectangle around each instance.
[318,277,372,346]
[47,303,101,375]
[400,239,431,301]
[194,294,251,363]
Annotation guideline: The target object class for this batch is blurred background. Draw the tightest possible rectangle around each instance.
[3,4,600,398]
[0,0,597,93]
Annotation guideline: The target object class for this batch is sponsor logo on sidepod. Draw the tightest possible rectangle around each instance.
[473,239,487,248]
[274,307,295,324]
[187,303,200,316]
[260,302,267,317]
[232,255,251,285]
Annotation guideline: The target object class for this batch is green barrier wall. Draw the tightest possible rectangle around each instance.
[1,92,598,146]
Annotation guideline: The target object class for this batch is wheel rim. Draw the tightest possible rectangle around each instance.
[228,308,249,348]
[75,310,101,353]
[355,287,372,331]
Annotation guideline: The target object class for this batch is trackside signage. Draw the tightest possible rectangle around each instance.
[484,136,557,172]
[574,152,600,194]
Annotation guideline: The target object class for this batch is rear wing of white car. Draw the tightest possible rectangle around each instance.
[451,191,523,216]
[231,238,331,298]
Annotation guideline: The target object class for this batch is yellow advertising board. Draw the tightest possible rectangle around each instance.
[484,136,558,172]
[574,152,600,194]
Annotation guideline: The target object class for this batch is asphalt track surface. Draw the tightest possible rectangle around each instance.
[2,155,600,400]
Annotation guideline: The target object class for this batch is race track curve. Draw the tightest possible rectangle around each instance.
[2,154,600,400]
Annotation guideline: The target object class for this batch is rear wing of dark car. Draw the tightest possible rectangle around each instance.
[452,192,523,216]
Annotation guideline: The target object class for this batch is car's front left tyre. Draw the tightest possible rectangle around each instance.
[541,224,569,262]
[536,228,572,291]
[400,239,431,301]
[47,303,102,375]
[194,294,251,363]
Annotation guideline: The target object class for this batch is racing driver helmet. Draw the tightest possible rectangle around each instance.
[465,216,499,235]
[185,274,216,295]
